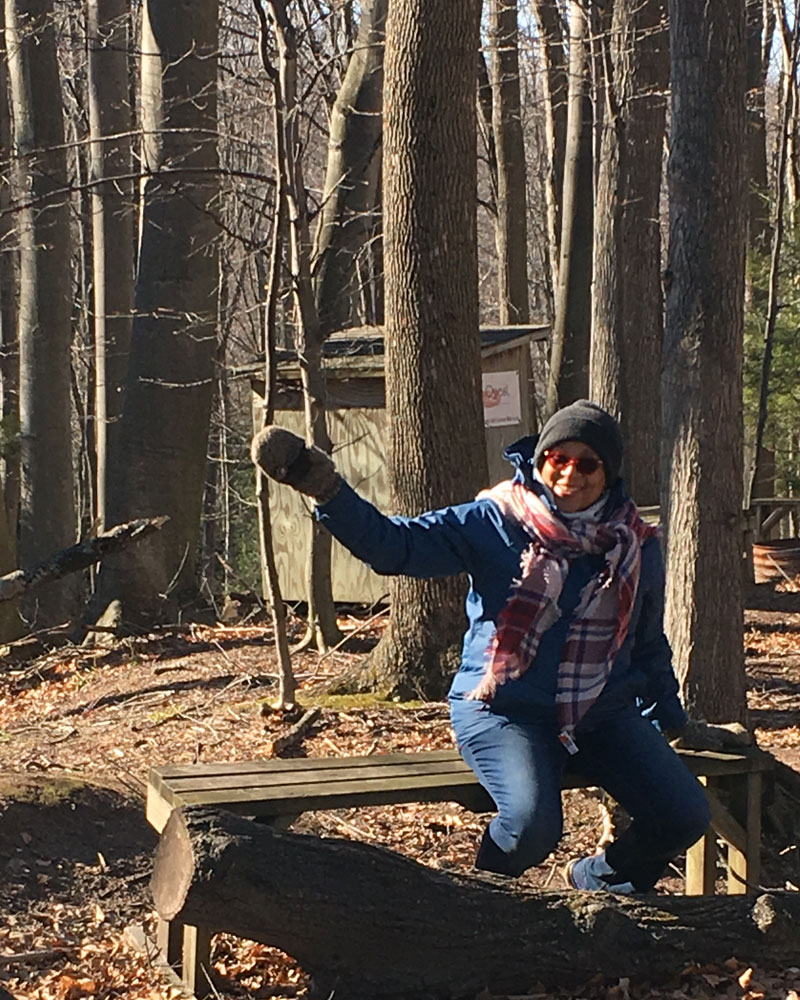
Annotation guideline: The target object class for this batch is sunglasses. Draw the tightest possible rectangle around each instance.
[544,450,604,476]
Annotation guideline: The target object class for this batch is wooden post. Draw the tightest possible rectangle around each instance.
[182,923,213,997]
[686,777,717,895]
[156,916,183,967]
[728,770,763,894]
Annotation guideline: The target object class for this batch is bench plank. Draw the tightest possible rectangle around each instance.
[147,746,773,836]
[160,758,480,794]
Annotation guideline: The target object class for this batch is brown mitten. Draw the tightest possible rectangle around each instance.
[251,426,342,503]
[669,719,754,752]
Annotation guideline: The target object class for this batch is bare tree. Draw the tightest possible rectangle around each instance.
[0,2,18,544]
[590,0,668,505]
[662,0,748,722]
[87,0,134,528]
[257,0,343,652]
[746,0,773,253]
[312,0,387,336]
[746,0,800,507]
[546,0,592,415]
[345,0,488,698]
[489,0,529,324]
[5,0,79,626]
[98,0,220,621]
[532,0,567,301]
[252,2,295,709]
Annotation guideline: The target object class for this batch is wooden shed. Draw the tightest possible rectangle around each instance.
[249,324,548,603]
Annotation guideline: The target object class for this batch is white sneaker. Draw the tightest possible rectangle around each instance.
[564,851,635,894]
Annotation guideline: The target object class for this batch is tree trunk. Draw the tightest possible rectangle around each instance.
[0,6,20,642]
[262,0,343,653]
[252,70,294,709]
[662,0,748,722]
[546,0,592,416]
[489,0,529,325]
[312,0,387,337]
[5,0,79,626]
[590,0,668,506]
[746,0,771,253]
[87,0,134,529]
[358,0,487,699]
[153,807,800,999]
[98,0,219,622]
[0,2,18,546]
[531,0,567,300]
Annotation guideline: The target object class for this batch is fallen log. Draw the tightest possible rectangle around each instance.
[0,517,168,603]
[152,807,800,998]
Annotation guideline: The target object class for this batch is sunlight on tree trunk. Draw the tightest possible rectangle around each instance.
[312,0,387,337]
[260,0,343,653]
[5,0,79,627]
[98,0,220,623]
[590,0,667,506]
[349,0,487,699]
[662,0,748,723]
[489,0,529,325]
[546,0,591,416]
[87,0,134,530]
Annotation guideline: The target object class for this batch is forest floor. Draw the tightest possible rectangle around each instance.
[0,584,799,1000]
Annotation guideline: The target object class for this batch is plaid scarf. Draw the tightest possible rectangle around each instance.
[468,480,659,747]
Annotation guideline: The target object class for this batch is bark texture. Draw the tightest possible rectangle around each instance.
[590,0,668,506]
[546,0,593,414]
[5,0,79,625]
[745,0,770,252]
[262,0,342,651]
[87,0,134,528]
[364,0,487,698]
[152,808,800,999]
[312,0,387,336]
[0,3,18,546]
[662,0,748,721]
[489,0,529,324]
[98,0,219,621]
[532,0,567,299]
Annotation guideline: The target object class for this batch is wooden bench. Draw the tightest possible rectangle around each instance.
[146,745,773,997]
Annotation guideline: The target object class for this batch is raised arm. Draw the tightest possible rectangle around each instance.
[251,426,484,580]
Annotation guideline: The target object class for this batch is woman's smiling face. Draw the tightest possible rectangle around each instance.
[539,439,607,513]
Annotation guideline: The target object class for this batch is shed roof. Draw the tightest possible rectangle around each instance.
[235,323,550,382]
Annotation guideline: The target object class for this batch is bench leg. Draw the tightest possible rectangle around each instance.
[686,829,717,895]
[182,923,213,998]
[727,771,762,895]
[156,916,183,967]
[686,777,716,895]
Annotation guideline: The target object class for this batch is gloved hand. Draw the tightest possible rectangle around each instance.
[251,426,343,504]
[667,719,754,751]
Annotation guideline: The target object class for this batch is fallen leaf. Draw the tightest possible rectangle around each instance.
[739,968,754,989]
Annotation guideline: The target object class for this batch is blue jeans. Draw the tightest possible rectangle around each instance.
[450,699,710,888]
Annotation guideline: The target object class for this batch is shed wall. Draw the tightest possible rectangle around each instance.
[260,343,537,603]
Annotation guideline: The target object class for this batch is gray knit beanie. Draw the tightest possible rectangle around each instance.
[533,400,623,485]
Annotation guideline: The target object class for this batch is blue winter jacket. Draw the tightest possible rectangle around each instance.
[316,436,687,733]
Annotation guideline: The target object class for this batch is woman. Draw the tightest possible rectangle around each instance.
[252,399,710,892]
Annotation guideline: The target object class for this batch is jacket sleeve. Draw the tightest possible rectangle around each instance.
[315,481,486,579]
[632,539,688,732]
